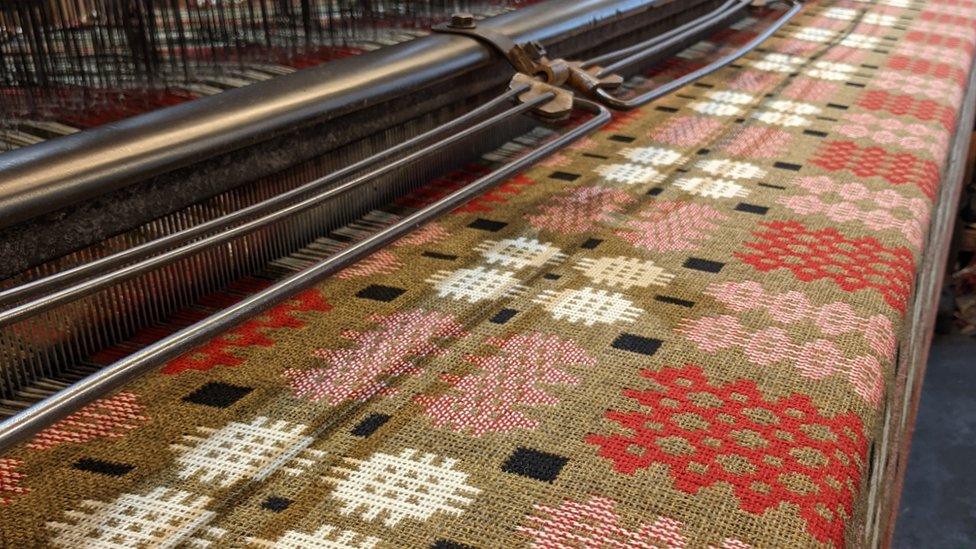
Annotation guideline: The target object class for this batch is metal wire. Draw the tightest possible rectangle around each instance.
[0,87,545,327]
[0,96,610,453]
[581,0,745,69]
[592,0,803,109]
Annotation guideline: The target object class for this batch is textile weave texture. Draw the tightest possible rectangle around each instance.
[2,0,975,546]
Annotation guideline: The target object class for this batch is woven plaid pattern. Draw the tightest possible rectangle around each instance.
[2,0,974,546]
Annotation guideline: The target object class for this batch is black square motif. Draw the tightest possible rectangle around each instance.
[183,382,253,408]
[490,308,518,324]
[261,496,292,512]
[422,251,457,260]
[502,447,568,483]
[609,134,636,143]
[580,238,603,250]
[683,257,724,273]
[468,218,508,232]
[351,413,391,437]
[542,273,561,280]
[431,541,475,549]
[734,203,769,215]
[550,171,580,181]
[612,333,663,356]
[356,285,405,302]
[655,295,695,308]
[73,458,134,477]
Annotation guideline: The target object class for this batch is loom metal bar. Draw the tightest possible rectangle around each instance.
[0,90,549,328]
[0,86,529,308]
[0,0,659,229]
[0,97,611,453]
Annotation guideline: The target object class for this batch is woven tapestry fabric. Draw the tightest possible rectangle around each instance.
[2,0,975,547]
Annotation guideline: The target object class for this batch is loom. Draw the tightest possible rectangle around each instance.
[0,0,802,450]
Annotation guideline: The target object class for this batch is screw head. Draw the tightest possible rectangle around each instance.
[449,13,476,29]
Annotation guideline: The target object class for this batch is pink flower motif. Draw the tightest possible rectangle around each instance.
[285,309,466,405]
[720,127,792,158]
[649,115,724,147]
[616,201,727,252]
[417,332,593,437]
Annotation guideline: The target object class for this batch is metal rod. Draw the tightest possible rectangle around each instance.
[593,0,803,109]
[582,0,744,69]
[0,86,529,309]
[0,0,657,229]
[595,0,754,77]
[0,91,551,328]
[0,98,610,453]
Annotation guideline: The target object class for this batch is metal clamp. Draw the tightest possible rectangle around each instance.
[437,0,802,113]
[433,14,621,119]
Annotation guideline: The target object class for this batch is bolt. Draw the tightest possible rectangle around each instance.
[523,41,547,60]
[449,13,476,29]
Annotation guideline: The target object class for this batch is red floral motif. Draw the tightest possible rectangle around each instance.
[284,309,466,405]
[586,364,867,547]
[163,288,330,374]
[856,90,956,132]
[887,55,966,86]
[417,332,593,437]
[736,221,916,313]
[810,140,940,200]
[398,167,534,214]
[528,185,635,235]
[905,31,974,54]
[918,10,976,26]
[606,109,644,132]
[0,459,29,504]
[27,392,148,450]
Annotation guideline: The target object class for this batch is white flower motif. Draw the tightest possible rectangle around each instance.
[705,90,754,104]
[824,7,897,26]
[534,287,643,326]
[765,100,821,116]
[674,177,750,199]
[48,488,215,548]
[619,146,684,166]
[249,524,381,548]
[172,417,324,488]
[427,267,525,303]
[806,60,858,81]
[476,237,566,270]
[748,53,804,73]
[325,449,480,527]
[696,159,766,180]
[574,256,674,289]
[595,163,667,185]
[751,111,810,128]
[688,102,742,116]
